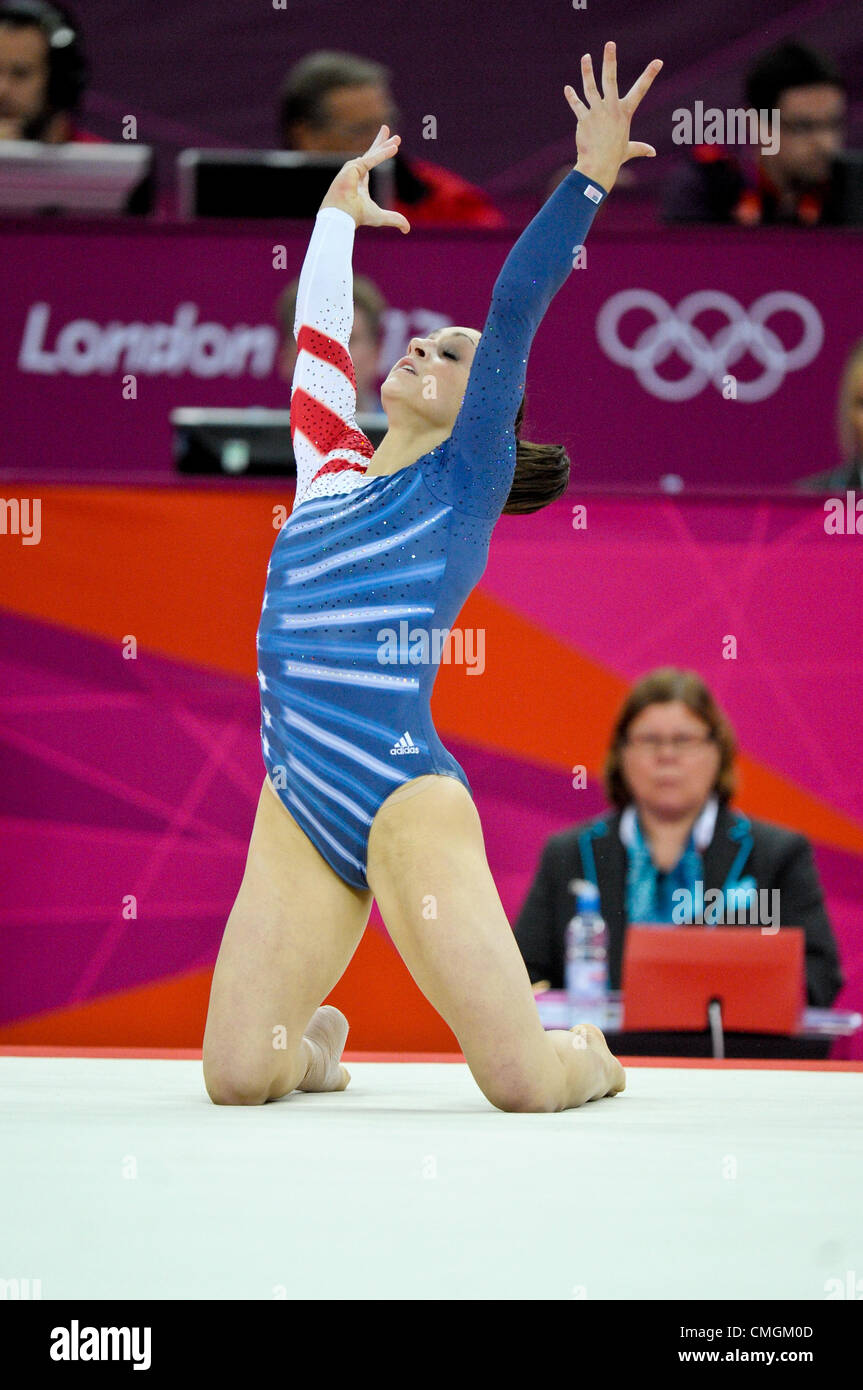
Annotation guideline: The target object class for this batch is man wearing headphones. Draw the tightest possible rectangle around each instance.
[0,0,100,143]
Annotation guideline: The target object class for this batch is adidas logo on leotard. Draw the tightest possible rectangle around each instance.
[390,731,421,755]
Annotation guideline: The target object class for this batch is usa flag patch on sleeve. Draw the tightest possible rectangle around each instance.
[583,183,603,203]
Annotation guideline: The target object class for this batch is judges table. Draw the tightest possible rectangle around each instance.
[535,991,863,1060]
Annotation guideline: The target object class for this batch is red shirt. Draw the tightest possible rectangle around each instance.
[691,143,831,226]
[66,124,109,144]
[392,156,505,228]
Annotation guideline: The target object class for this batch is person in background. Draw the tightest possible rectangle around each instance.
[279,50,505,229]
[0,0,102,144]
[663,41,847,226]
[514,667,843,1008]
[796,338,863,492]
[276,273,387,414]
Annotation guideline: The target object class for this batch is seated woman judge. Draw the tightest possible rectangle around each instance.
[513,668,844,1042]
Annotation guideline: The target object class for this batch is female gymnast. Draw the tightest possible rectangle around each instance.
[203,43,663,1112]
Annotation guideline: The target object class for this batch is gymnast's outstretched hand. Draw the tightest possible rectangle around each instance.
[319,124,411,233]
[566,42,663,193]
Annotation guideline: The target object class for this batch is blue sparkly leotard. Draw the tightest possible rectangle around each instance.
[256,168,607,889]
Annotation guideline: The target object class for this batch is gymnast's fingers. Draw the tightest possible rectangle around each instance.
[563,83,588,120]
[621,58,663,113]
[376,209,411,234]
[358,129,401,170]
[602,40,618,100]
[580,51,601,105]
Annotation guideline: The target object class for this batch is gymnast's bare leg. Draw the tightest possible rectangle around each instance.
[203,771,623,1111]
[202,776,373,1105]
[366,775,625,1113]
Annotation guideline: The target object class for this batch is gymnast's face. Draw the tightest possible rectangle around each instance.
[381,327,480,430]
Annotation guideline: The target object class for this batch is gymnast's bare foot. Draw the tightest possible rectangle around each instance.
[298,1005,351,1092]
[570,1022,626,1098]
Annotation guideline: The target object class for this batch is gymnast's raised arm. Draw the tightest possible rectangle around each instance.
[428,43,663,516]
[288,131,409,506]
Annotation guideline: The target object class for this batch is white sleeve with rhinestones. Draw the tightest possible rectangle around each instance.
[290,208,364,506]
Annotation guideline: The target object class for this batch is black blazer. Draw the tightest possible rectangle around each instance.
[513,803,844,1008]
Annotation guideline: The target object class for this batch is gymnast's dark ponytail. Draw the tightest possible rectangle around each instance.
[502,393,570,515]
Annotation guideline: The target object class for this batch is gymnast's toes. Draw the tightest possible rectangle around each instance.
[571,1022,626,1097]
[298,1005,352,1092]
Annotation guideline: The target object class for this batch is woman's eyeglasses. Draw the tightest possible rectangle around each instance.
[625,733,714,756]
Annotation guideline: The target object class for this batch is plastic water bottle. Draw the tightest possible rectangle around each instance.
[565,878,609,1028]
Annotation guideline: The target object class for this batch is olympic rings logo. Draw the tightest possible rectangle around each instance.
[595,290,824,401]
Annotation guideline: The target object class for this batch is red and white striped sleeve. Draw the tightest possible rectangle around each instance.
[289,207,374,508]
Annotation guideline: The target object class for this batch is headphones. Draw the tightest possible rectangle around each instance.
[0,0,87,112]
